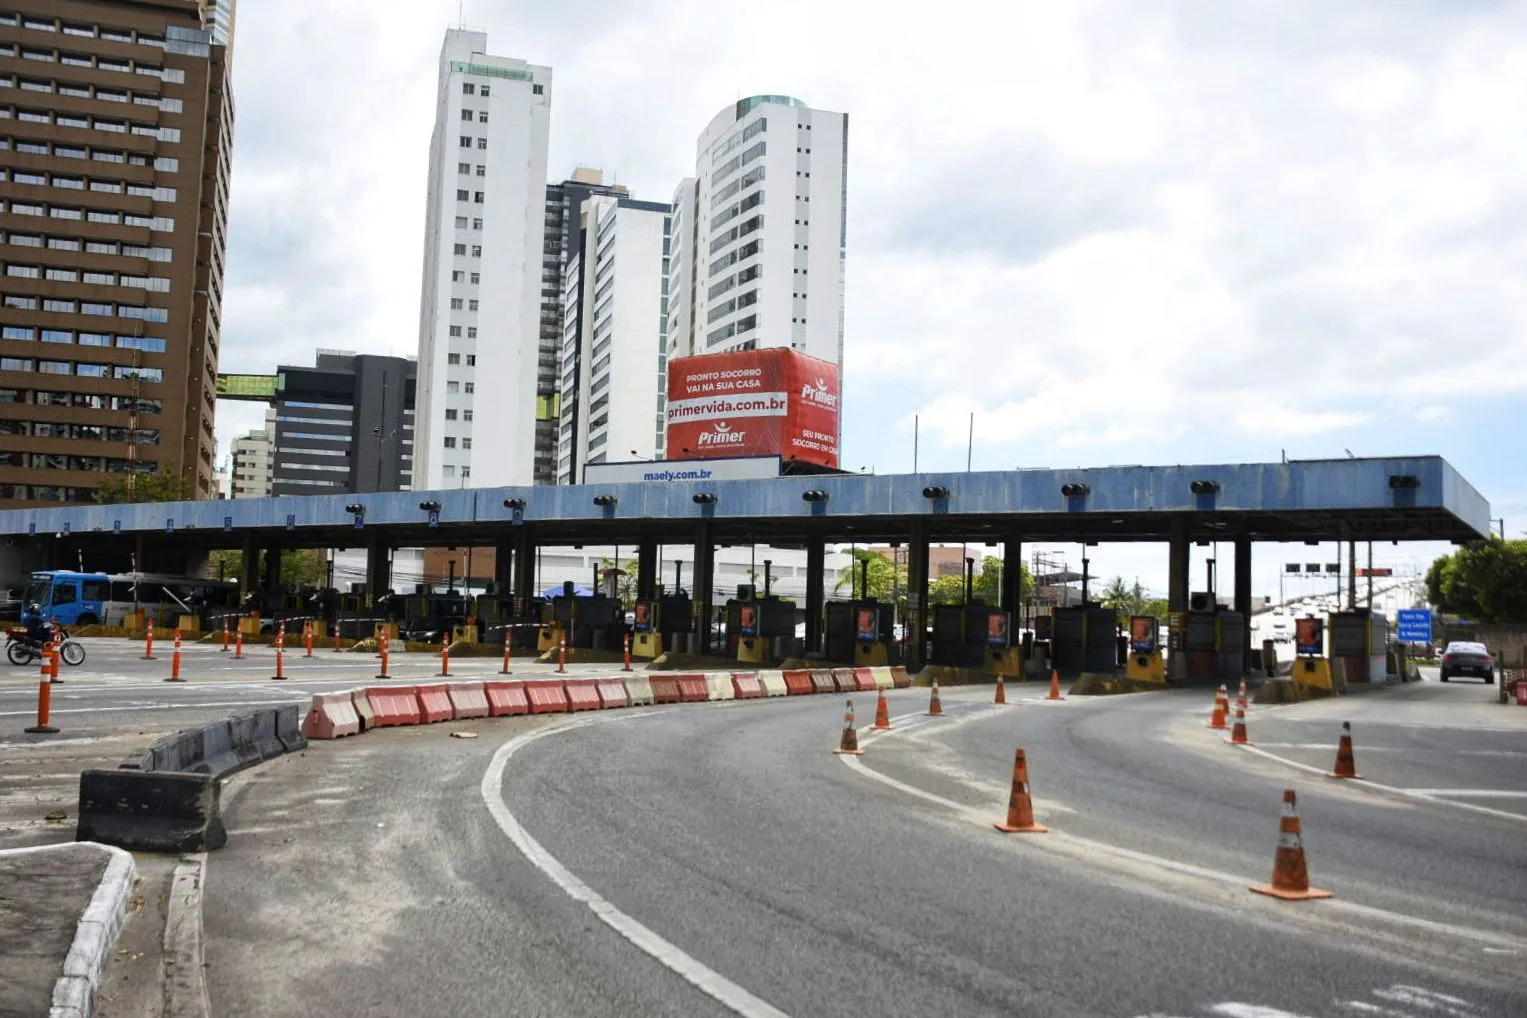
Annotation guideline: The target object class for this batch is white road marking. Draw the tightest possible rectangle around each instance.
[1230,744,1527,824]
[1401,789,1527,799]
[1370,985,1483,1016]
[843,718,1525,950]
[1209,1005,1317,1018]
[482,715,792,1018]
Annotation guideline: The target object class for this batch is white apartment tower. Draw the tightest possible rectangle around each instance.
[414,29,551,489]
[667,96,847,366]
[557,195,672,483]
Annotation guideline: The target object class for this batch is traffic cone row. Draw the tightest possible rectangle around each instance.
[1228,704,1251,745]
[1251,789,1332,900]
[1047,669,1064,701]
[994,748,1048,833]
[994,675,1007,705]
[1328,721,1361,780]
[831,698,864,756]
[873,690,892,730]
[1236,679,1249,711]
[1208,685,1229,730]
[927,677,943,716]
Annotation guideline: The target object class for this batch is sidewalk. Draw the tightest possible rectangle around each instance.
[0,841,136,1017]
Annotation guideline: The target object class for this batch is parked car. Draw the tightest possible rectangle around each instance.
[1439,641,1495,684]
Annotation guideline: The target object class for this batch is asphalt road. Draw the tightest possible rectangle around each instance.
[198,673,1527,1018]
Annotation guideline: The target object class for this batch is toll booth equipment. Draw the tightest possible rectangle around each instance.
[823,599,895,666]
[630,594,693,659]
[1329,610,1389,684]
[725,586,795,663]
[1050,605,1119,676]
[1181,598,1246,683]
[929,601,1004,669]
[985,612,1023,677]
[1291,616,1334,690]
[1124,615,1166,684]
[549,582,623,651]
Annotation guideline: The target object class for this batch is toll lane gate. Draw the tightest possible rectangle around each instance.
[0,455,1491,676]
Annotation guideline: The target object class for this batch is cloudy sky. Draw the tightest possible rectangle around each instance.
[214,0,1527,599]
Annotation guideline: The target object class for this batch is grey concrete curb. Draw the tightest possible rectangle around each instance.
[163,854,211,1018]
[0,842,137,1018]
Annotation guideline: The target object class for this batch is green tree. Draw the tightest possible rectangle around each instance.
[1098,576,1152,620]
[925,555,1030,606]
[836,548,906,602]
[204,549,327,588]
[93,467,193,504]
[1425,539,1527,622]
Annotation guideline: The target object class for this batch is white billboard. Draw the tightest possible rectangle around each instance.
[582,456,781,485]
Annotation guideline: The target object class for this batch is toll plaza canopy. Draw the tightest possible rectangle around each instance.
[2,455,1491,551]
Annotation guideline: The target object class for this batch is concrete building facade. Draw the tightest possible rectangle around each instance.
[667,96,846,367]
[413,28,551,491]
[556,193,670,484]
[228,406,271,498]
[0,0,235,505]
[270,351,415,496]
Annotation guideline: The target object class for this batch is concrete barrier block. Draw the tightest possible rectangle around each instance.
[525,680,570,713]
[349,687,375,731]
[594,679,629,708]
[274,703,307,752]
[809,670,836,695]
[302,694,362,739]
[76,769,227,853]
[704,673,736,701]
[869,666,896,690]
[782,670,813,695]
[484,681,530,716]
[890,665,911,688]
[188,724,240,778]
[250,708,285,760]
[830,668,858,693]
[757,670,788,696]
[622,675,655,706]
[731,672,763,698]
[367,686,422,727]
[564,679,601,712]
[649,675,681,704]
[674,674,708,703]
[447,682,490,720]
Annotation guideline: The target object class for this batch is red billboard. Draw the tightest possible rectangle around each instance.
[665,349,840,469]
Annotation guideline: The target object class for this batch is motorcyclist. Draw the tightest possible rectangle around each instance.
[21,603,52,648]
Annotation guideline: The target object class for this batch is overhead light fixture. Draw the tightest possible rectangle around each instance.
[503,498,525,510]
[801,490,829,503]
[1388,474,1420,489]
[692,492,717,505]
[592,494,618,507]
[418,500,441,512]
[1189,480,1221,495]
[922,485,949,500]
[344,503,365,515]
[1060,483,1090,497]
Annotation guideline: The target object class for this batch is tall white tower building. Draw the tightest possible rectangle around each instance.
[667,96,847,366]
[414,29,551,490]
[556,194,672,483]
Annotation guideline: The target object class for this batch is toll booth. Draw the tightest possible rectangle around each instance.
[630,593,693,658]
[549,582,622,651]
[725,585,795,663]
[1291,615,1334,690]
[1124,615,1166,684]
[1050,605,1119,676]
[1329,610,1389,684]
[1182,598,1246,682]
[929,601,1005,668]
[984,612,1023,677]
[824,599,895,665]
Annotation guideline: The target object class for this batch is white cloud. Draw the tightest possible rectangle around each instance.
[216,0,1527,492]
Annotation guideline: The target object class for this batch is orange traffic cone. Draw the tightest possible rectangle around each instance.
[994,675,1007,705]
[1228,704,1250,745]
[994,748,1048,833]
[1047,670,1064,701]
[1250,789,1332,900]
[928,677,943,716]
[873,689,892,730]
[1327,721,1361,779]
[833,699,864,756]
[1208,685,1229,729]
[1237,679,1249,711]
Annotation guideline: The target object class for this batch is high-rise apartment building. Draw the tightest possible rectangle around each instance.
[228,406,271,498]
[537,168,629,484]
[0,0,235,506]
[270,351,415,496]
[414,28,550,491]
[556,193,671,483]
[667,96,847,366]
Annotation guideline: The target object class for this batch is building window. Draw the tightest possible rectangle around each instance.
[448,325,462,337]
[479,86,490,97]
[463,409,474,421]
[476,138,487,150]
[462,438,473,450]
[446,381,459,394]
[447,353,460,365]
[459,136,471,148]
[463,83,475,95]
[468,299,479,311]
[477,112,488,123]
[454,216,468,228]
[532,84,543,95]
[444,410,457,421]
[472,218,483,230]
[473,192,484,204]
[475,165,485,177]
[449,298,463,310]
[443,437,456,448]
[466,355,477,366]
[469,272,480,284]
[461,109,474,121]
[466,328,477,339]
[458,162,470,174]
[456,188,469,201]
[464,383,475,394]
[453,243,466,255]
[471,246,481,257]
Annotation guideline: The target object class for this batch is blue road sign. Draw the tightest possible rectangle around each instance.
[223,516,233,533]
[1396,608,1433,644]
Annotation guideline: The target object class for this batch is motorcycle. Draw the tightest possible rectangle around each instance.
[6,626,86,667]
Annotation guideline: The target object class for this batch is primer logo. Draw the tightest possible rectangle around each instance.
[801,377,838,408]
[698,421,746,446]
